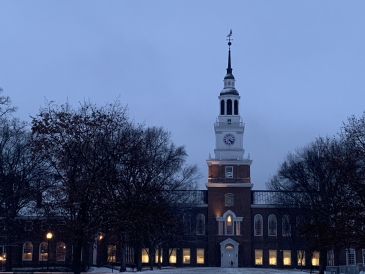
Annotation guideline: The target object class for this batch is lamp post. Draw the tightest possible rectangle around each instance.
[46,232,53,271]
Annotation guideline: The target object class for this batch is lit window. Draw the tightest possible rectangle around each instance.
[56,242,66,262]
[225,244,234,249]
[269,250,277,265]
[255,250,263,265]
[196,214,205,235]
[254,214,263,236]
[268,214,277,236]
[169,248,176,264]
[141,248,149,263]
[226,215,233,235]
[298,250,306,266]
[197,248,204,264]
[183,248,190,264]
[312,251,320,266]
[346,249,356,265]
[282,215,291,237]
[225,193,234,206]
[225,166,233,178]
[107,245,116,263]
[22,242,33,261]
[155,248,163,263]
[283,250,291,265]
[39,242,48,261]
[0,246,5,261]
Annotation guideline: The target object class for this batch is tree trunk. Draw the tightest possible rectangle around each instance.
[119,244,126,272]
[72,239,83,274]
[136,247,142,272]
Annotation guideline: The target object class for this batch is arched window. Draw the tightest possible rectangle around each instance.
[296,215,304,236]
[56,242,66,262]
[196,214,205,235]
[23,242,33,261]
[39,242,48,261]
[227,99,232,115]
[224,193,234,206]
[282,215,291,237]
[226,215,233,235]
[183,213,191,235]
[220,100,225,115]
[254,214,263,236]
[234,100,238,115]
[268,214,277,236]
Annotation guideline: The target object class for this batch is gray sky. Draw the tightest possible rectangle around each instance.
[1,1,365,190]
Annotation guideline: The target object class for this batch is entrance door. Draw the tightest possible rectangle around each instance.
[220,239,239,267]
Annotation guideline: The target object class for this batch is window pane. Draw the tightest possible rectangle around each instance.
[346,249,356,265]
[226,215,233,235]
[39,242,48,261]
[197,248,204,264]
[298,250,305,266]
[0,246,6,262]
[218,221,224,235]
[235,221,240,235]
[225,193,234,206]
[23,242,33,261]
[196,214,205,235]
[282,215,291,236]
[155,248,163,263]
[312,251,320,266]
[56,242,66,262]
[141,248,149,263]
[268,215,277,236]
[283,250,291,265]
[183,248,190,264]
[269,250,277,265]
[254,215,263,236]
[255,250,263,265]
[225,166,233,178]
[169,248,176,264]
[107,245,116,263]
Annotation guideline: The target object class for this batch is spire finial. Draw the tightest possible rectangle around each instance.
[226,29,233,75]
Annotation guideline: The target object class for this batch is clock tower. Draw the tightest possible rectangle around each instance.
[207,34,252,183]
[206,32,253,268]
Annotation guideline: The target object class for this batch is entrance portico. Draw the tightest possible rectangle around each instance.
[220,238,239,267]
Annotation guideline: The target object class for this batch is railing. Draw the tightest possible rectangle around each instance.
[214,121,244,127]
[169,190,207,205]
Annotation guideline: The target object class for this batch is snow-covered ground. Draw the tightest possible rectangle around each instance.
[88,266,317,273]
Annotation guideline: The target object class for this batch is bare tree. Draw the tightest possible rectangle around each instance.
[31,100,132,274]
[0,117,48,271]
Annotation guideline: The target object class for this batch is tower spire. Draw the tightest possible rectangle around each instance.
[227,29,233,75]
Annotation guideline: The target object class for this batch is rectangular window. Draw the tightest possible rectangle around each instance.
[141,248,149,263]
[25,221,33,231]
[155,248,163,263]
[255,250,263,265]
[107,245,116,262]
[0,246,6,262]
[218,221,224,235]
[235,221,240,235]
[169,248,176,264]
[297,250,306,266]
[346,249,356,265]
[269,250,277,265]
[225,166,233,178]
[183,248,190,264]
[283,250,291,265]
[312,251,320,266]
[197,248,204,264]
[327,250,334,267]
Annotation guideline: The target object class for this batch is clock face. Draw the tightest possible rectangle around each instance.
[223,133,235,146]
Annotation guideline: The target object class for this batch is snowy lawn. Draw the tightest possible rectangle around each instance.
[88,266,317,273]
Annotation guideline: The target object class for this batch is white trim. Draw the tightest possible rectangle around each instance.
[206,183,253,188]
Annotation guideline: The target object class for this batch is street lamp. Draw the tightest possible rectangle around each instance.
[46,232,53,271]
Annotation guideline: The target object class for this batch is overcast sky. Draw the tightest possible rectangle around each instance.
[1,1,365,190]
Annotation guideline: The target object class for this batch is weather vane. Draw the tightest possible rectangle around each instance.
[227,29,233,44]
